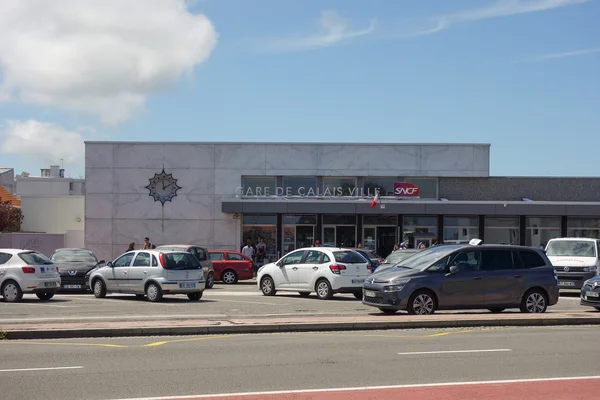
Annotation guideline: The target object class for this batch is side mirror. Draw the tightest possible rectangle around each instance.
[276,261,283,268]
[98,260,106,265]
[106,261,113,268]
[446,265,459,276]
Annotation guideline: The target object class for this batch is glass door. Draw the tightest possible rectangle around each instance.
[363,227,376,251]
[296,226,314,249]
[323,227,336,247]
[283,226,296,253]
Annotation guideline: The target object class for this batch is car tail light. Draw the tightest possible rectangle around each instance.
[22,266,35,274]
[248,261,253,270]
[329,264,346,274]
[159,253,167,268]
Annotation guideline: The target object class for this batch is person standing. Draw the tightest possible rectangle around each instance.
[242,239,255,262]
[127,242,135,252]
[142,237,153,249]
[256,238,267,268]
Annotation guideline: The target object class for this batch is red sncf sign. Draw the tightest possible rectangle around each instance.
[393,182,420,197]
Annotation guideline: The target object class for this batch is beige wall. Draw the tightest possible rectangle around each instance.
[21,196,84,234]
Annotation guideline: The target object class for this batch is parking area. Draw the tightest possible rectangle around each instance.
[0,283,589,324]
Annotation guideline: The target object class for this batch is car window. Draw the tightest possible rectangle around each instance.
[194,247,207,261]
[323,254,331,263]
[546,240,596,257]
[210,252,225,261]
[304,250,323,264]
[333,251,366,264]
[151,255,159,266]
[383,251,419,265]
[450,250,481,272]
[228,253,245,261]
[113,253,135,267]
[133,252,151,267]
[427,255,452,273]
[51,249,97,263]
[515,251,546,269]
[0,253,12,265]
[282,251,305,266]
[162,253,201,270]
[480,250,514,271]
[19,251,54,265]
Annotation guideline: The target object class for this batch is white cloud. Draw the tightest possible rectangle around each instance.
[255,11,376,53]
[403,0,589,37]
[524,47,600,62]
[0,0,218,125]
[0,120,87,167]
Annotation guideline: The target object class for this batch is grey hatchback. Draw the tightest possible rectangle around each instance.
[362,243,559,315]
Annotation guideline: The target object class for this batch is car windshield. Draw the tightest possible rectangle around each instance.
[546,241,596,257]
[19,251,54,265]
[396,246,461,271]
[382,251,418,265]
[51,249,97,263]
[333,251,367,264]
[162,253,201,270]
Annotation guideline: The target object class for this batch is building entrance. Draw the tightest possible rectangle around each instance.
[363,226,397,258]
[323,226,356,248]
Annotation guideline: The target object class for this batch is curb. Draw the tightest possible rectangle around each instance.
[4,316,600,340]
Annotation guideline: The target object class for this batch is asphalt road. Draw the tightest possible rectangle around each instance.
[0,326,599,400]
[0,283,589,324]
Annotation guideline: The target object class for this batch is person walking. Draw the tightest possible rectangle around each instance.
[127,242,135,252]
[256,238,267,268]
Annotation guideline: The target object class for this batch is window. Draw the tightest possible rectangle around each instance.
[133,252,151,267]
[484,217,519,245]
[323,254,331,263]
[0,253,12,264]
[515,251,546,269]
[567,218,600,239]
[283,215,317,225]
[51,249,98,263]
[363,215,397,226]
[451,250,481,272]
[210,252,225,261]
[403,178,438,199]
[281,177,318,196]
[18,251,53,265]
[281,251,305,265]
[546,240,596,257]
[443,216,479,243]
[323,215,356,225]
[333,251,366,264]
[363,177,398,196]
[151,255,159,266]
[192,247,207,261]
[162,253,201,270]
[113,253,134,267]
[228,253,245,261]
[480,250,514,271]
[304,250,323,263]
[243,215,276,225]
[241,177,276,196]
[243,214,277,262]
[403,216,438,248]
[427,255,452,273]
[323,177,356,197]
[526,217,561,247]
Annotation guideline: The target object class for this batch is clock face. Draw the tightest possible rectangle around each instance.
[145,169,181,205]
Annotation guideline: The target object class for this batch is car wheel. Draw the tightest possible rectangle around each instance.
[92,279,107,298]
[298,292,310,297]
[146,283,163,302]
[260,276,276,296]
[488,308,505,313]
[353,292,363,300]
[520,289,547,313]
[379,308,397,315]
[315,279,333,300]
[222,270,238,284]
[407,290,437,315]
[2,280,23,303]
[205,272,215,289]
[36,292,54,301]
[187,292,203,301]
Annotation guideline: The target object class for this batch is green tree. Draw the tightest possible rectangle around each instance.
[0,201,22,232]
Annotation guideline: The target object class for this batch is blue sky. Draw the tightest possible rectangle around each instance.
[0,0,598,178]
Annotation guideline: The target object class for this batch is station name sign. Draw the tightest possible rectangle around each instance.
[236,182,421,198]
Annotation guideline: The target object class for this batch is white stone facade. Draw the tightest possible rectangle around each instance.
[84,142,490,262]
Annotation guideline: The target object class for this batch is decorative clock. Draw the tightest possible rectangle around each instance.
[145,168,181,205]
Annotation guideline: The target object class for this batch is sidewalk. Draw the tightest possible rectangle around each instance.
[2,311,600,340]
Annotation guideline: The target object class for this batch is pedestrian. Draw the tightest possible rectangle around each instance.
[142,237,153,249]
[393,243,399,252]
[127,242,135,252]
[314,239,320,246]
[256,238,267,268]
[242,239,255,262]
[357,243,363,249]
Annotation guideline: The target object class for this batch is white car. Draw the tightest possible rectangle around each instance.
[0,249,61,302]
[257,247,371,299]
[89,250,205,302]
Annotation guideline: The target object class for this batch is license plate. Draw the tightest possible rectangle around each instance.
[63,285,81,289]
[364,290,377,297]
[586,291,600,298]
[44,282,58,288]
[179,282,196,289]
[559,281,576,287]
[352,279,365,284]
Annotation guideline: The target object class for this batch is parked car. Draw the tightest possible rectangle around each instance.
[0,249,61,302]
[51,248,105,292]
[362,242,559,315]
[89,250,205,302]
[374,249,421,274]
[348,248,383,272]
[545,238,600,290]
[580,275,600,311]
[257,247,371,300]
[208,250,254,284]
[154,245,215,288]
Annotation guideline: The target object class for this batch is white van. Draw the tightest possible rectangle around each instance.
[545,238,600,289]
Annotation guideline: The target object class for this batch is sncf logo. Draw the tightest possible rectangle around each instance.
[393,182,420,197]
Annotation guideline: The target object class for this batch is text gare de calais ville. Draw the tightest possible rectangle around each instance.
[236,182,421,197]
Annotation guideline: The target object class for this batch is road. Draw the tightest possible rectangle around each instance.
[0,283,589,325]
[1,326,599,400]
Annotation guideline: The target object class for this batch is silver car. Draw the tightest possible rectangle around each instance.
[89,250,205,302]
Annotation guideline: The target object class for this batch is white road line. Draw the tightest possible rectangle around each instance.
[0,366,83,373]
[397,349,512,355]
[108,375,600,400]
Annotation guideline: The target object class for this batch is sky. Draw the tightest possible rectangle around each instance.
[0,0,598,178]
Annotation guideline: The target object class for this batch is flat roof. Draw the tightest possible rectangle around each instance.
[84,141,491,146]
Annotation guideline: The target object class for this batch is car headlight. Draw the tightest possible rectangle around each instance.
[583,266,598,273]
[384,285,405,292]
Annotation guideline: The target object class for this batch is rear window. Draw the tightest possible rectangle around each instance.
[333,251,367,264]
[546,240,596,257]
[19,251,54,265]
[516,251,546,269]
[161,253,201,270]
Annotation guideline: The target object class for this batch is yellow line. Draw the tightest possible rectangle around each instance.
[0,341,127,348]
[143,334,241,347]
[427,329,474,337]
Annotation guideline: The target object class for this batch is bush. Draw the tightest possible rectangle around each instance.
[0,201,22,232]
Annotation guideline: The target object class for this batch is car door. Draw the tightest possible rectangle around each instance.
[438,250,486,307]
[297,250,324,290]
[128,252,152,293]
[190,247,210,280]
[107,252,135,291]
[272,250,305,289]
[479,249,520,306]
[226,252,251,277]
[209,252,226,280]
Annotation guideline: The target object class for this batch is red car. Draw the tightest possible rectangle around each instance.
[208,250,254,284]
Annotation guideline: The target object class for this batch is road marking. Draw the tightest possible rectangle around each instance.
[0,341,128,348]
[144,334,240,347]
[397,348,511,355]
[0,366,83,372]
[107,375,600,399]
[427,329,473,337]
